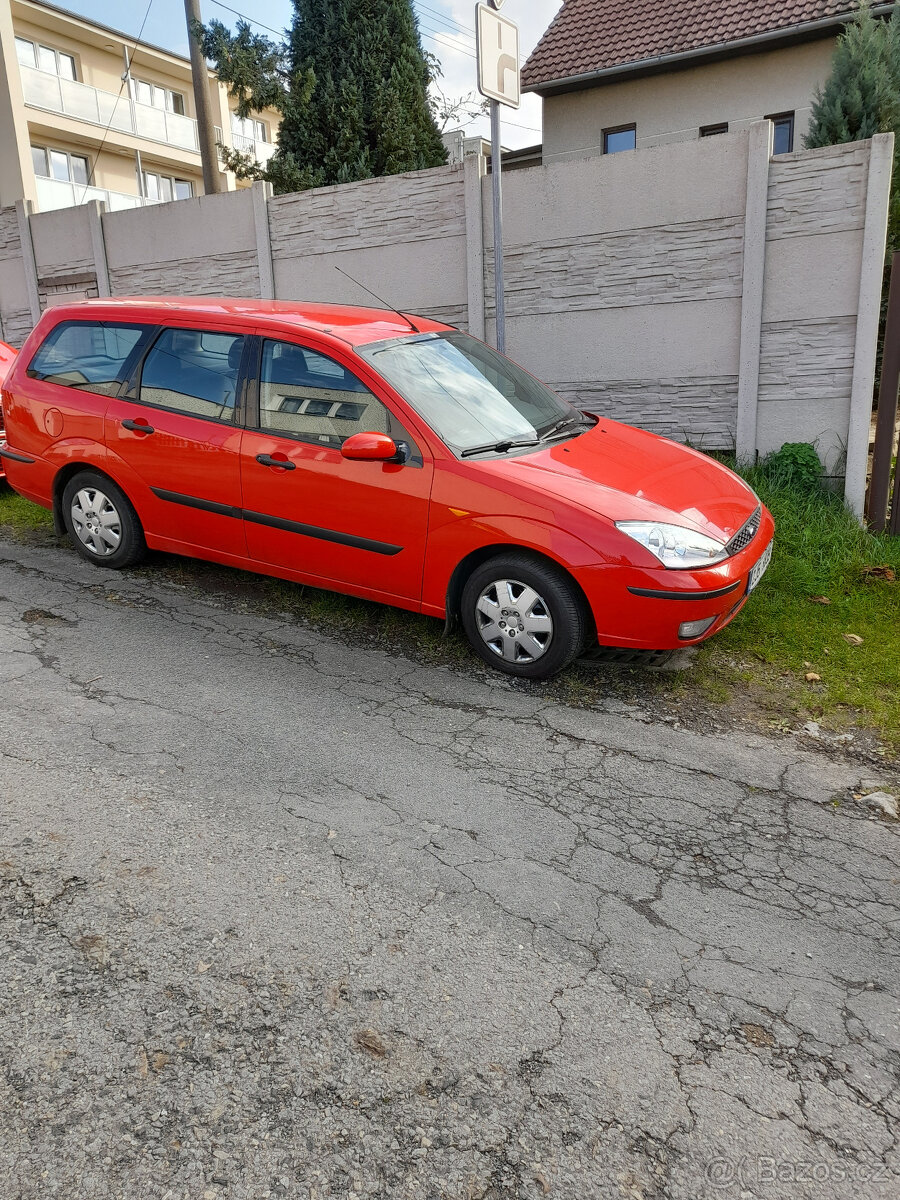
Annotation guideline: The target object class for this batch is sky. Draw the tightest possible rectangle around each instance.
[64,0,564,149]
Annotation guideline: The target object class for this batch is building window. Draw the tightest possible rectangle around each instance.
[134,79,186,116]
[602,124,636,154]
[16,37,76,80]
[231,114,268,143]
[700,123,729,137]
[31,145,89,186]
[141,170,193,202]
[767,111,795,154]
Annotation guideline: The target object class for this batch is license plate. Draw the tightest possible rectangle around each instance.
[748,539,773,593]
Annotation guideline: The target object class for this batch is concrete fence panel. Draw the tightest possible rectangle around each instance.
[102,187,261,298]
[489,135,753,450]
[268,164,469,329]
[758,140,879,484]
[0,203,34,346]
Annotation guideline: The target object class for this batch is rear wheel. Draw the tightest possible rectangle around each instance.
[61,470,145,569]
[460,552,589,680]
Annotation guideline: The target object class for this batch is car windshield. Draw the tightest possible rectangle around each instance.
[356,331,577,455]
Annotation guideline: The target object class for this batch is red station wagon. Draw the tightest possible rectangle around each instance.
[0,298,773,679]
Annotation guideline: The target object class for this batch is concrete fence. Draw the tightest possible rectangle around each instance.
[0,123,891,515]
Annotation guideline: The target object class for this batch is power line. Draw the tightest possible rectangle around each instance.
[77,0,155,203]
[208,0,284,37]
[415,2,476,40]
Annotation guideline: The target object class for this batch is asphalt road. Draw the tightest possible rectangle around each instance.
[1,535,898,1200]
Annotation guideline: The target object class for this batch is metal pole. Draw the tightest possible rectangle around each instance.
[490,98,505,353]
[183,0,222,194]
[868,251,900,530]
[121,47,145,200]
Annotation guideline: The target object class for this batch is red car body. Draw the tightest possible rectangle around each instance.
[0,298,773,665]
[0,340,18,481]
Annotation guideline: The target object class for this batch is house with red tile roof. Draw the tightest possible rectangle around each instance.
[523,1,896,163]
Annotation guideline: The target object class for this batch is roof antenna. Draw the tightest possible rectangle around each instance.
[333,265,421,333]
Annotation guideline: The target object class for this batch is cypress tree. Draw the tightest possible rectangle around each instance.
[805,1,900,147]
[196,0,447,195]
[805,1,900,250]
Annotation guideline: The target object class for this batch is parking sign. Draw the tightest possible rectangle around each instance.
[476,3,520,109]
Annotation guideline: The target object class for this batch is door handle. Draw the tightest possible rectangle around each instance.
[122,418,155,434]
[256,453,296,471]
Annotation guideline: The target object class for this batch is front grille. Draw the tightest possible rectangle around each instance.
[725,505,761,556]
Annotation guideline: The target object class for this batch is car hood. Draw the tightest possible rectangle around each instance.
[483,418,759,543]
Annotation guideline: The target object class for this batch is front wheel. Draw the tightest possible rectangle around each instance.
[61,470,146,569]
[460,553,589,680]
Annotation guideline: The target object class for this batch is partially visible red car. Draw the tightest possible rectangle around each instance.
[0,339,17,481]
[0,298,773,678]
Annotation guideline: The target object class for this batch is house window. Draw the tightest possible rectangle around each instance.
[16,37,76,80]
[767,111,795,154]
[603,124,636,154]
[141,170,193,202]
[700,123,729,137]
[231,114,268,143]
[134,79,186,116]
[31,145,89,186]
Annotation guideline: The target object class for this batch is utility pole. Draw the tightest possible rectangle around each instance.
[183,0,222,194]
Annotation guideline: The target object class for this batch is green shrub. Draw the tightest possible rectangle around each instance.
[758,443,824,493]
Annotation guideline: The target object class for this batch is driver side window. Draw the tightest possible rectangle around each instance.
[259,340,390,448]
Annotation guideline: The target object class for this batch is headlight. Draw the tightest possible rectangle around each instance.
[615,521,728,569]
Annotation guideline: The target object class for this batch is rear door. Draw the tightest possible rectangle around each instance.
[106,324,248,557]
[238,335,432,603]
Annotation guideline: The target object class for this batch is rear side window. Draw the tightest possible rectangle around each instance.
[27,320,151,396]
[138,327,245,423]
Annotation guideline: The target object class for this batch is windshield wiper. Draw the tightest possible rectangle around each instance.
[540,415,591,442]
[460,438,540,458]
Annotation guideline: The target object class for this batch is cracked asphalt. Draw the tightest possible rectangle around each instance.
[1,534,898,1200]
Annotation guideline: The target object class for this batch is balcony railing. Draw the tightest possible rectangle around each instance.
[21,65,200,153]
[35,175,160,213]
[231,132,277,164]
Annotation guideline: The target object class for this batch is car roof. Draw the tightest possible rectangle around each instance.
[41,296,453,347]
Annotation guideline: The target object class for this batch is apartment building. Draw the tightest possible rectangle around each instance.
[0,0,280,212]
[523,0,891,164]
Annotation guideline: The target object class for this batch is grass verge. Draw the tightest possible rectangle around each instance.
[676,457,900,753]
[2,466,898,756]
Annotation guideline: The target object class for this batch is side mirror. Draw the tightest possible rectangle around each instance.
[341,431,403,462]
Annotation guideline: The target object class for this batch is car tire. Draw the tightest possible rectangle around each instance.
[460,552,589,680]
[61,470,146,570]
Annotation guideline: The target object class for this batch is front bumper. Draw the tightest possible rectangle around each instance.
[572,506,775,651]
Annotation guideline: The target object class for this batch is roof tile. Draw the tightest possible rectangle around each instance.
[522,1,860,90]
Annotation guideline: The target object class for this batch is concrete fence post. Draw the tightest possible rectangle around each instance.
[735,120,774,463]
[252,180,275,300]
[464,152,487,340]
[15,198,40,324]
[87,200,110,297]
[845,132,893,518]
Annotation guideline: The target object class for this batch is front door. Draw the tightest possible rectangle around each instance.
[105,325,247,557]
[239,336,432,603]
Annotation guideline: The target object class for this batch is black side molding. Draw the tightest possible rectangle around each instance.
[150,487,240,520]
[243,509,403,556]
[0,447,36,464]
[628,580,742,602]
[150,486,403,556]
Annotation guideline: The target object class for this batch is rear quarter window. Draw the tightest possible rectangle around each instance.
[26,320,152,396]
